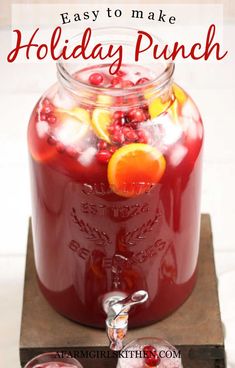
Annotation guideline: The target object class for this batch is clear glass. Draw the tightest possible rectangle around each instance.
[28,28,203,328]
[24,352,83,368]
[117,337,183,368]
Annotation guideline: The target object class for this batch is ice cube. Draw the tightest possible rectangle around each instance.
[55,117,88,146]
[170,144,188,167]
[155,346,182,368]
[79,147,97,166]
[148,115,182,146]
[186,118,198,140]
[161,120,182,145]
[36,121,49,138]
[160,356,182,368]
[182,99,200,122]
[118,356,144,368]
[53,89,77,110]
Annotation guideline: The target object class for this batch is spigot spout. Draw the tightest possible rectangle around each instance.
[103,290,148,351]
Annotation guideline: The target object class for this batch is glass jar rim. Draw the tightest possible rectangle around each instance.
[120,336,179,351]
[24,352,83,368]
[56,26,175,97]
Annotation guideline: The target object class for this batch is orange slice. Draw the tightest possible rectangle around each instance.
[108,143,166,198]
[91,108,112,143]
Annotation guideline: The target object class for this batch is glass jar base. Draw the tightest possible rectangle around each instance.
[37,271,197,329]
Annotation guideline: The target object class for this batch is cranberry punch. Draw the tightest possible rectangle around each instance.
[28,28,203,330]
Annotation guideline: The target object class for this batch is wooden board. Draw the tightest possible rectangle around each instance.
[19,215,225,368]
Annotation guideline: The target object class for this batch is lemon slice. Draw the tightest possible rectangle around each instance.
[97,94,113,106]
[58,107,91,125]
[91,108,112,143]
[149,97,171,119]
[108,143,166,198]
[173,84,187,105]
[55,107,91,145]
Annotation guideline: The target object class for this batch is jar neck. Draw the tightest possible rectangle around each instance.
[56,27,175,109]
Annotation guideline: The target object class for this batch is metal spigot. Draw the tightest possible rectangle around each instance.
[103,290,148,351]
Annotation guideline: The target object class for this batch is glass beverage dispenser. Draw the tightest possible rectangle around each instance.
[28,28,203,348]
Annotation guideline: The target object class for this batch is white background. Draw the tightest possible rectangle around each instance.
[0,1,235,367]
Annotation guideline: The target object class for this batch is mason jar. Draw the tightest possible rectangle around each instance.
[28,27,203,328]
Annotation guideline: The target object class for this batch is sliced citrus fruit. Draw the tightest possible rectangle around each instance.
[149,96,172,119]
[172,83,188,105]
[108,143,166,198]
[97,94,113,106]
[91,108,112,143]
[58,107,91,125]
[167,84,188,124]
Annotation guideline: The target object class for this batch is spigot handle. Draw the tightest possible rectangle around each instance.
[113,290,148,315]
[103,290,149,351]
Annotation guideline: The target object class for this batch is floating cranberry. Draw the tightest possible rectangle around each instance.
[142,104,149,111]
[127,108,146,123]
[47,136,57,146]
[56,143,65,153]
[116,70,126,77]
[89,73,104,86]
[124,129,138,142]
[137,130,148,143]
[109,146,117,154]
[136,77,150,85]
[96,149,112,163]
[112,130,124,144]
[98,140,108,150]
[42,98,51,106]
[143,345,160,367]
[108,125,116,135]
[144,111,151,120]
[122,126,131,135]
[110,121,121,132]
[41,105,53,114]
[124,122,136,130]
[40,113,47,121]
[47,114,57,124]
[115,96,124,105]
[121,80,134,88]
[113,110,125,120]
[126,96,140,106]
[42,98,54,112]
[111,77,122,87]
[113,117,126,126]
[66,147,78,158]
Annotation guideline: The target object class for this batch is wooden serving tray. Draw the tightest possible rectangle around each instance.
[19,215,225,368]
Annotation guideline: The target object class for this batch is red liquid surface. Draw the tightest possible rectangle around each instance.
[28,65,203,327]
